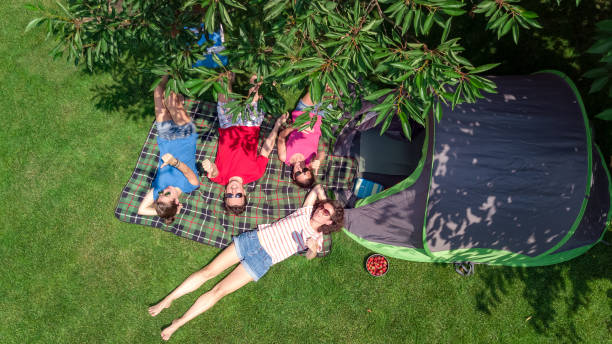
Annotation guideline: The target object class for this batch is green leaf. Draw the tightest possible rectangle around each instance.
[320,122,333,139]
[402,10,413,35]
[499,18,513,38]
[362,19,382,32]
[583,68,608,79]
[332,69,350,96]
[594,108,612,121]
[204,3,216,32]
[55,0,73,18]
[149,77,163,92]
[390,62,415,70]
[595,19,612,31]
[413,9,421,35]
[451,85,462,109]
[397,110,411,140]
[454,54,473,67]
[364,88,395,101]
[370,101,394,118]
[422,11,435,34]
[521,11,538,19]
[385,1,404,15]
[474,1,494,13]
[470,63,500,74]
[379,110,394,135]
[218,2,233,30]
[441,18,452,42]
[283,72,310,85]
[290,59,324,70]
[435,101,443,122]
[587,39,612,55]
[490,14,508,31]
[589,76,609,94]
[212,81,226,95]
[512,23,519,44]
[223,0,247,10]
[442,8,466,16]
[264,0,284,11]
[25,17,44,33]
[310,78,323,104]
[184,78,204,88]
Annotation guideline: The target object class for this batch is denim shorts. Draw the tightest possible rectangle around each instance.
[156,121,196,140]
[295,100,330,117]
[233,230,272,282]
[217,101,264,129]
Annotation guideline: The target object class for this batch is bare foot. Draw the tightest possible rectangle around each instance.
[161,320,179,341]
[148,300,171,317]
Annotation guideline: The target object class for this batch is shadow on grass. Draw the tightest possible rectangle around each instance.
[474,231,612,343]
[89,66,156,120]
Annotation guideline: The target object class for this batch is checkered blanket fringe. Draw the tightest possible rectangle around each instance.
[114,100,357,256]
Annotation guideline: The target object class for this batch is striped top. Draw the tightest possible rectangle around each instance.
[257,206,323,264]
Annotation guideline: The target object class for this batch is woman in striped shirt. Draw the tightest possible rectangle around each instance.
[148,184,344,341]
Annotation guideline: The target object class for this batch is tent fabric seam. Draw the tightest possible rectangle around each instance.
[531,70,593,258]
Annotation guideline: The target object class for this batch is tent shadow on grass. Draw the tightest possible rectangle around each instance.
[474,231,612,343]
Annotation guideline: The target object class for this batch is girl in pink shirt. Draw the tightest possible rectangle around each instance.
[277,88,332,188]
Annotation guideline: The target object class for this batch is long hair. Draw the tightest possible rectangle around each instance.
[155,199,179,225]
[313,199,344,235]
[292,168,316,189]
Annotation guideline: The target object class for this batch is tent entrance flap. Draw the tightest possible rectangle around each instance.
[342,112,434,249]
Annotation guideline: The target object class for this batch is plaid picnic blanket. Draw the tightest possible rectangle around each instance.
[114,100,357,256]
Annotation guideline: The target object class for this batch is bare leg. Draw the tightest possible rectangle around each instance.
[148,243,241,317]
[300,89,314,107]
[217,71,234,104]
[154,76,172,123]
[160,263,254,341]
[164,91,191,125]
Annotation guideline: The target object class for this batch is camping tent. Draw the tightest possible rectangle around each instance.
[336,72,611,267]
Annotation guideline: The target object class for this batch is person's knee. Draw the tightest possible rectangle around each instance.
[196,266,216,280]
[210,284,230,299]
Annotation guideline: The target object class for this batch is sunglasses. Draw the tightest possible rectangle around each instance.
[158,191,171,197]
[318,205,331,217]
[225,193,243,198]
[294,168,310,178]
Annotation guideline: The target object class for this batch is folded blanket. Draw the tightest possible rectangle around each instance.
[114,100,357,256]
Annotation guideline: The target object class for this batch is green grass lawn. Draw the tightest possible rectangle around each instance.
[1,1,611,343]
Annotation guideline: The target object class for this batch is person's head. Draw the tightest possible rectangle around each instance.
[224,178,247,215]
[311,199,345,235]
[292,160,315,189]
[155,186,183,225]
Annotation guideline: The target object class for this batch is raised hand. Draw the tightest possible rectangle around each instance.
[276,112,289,127]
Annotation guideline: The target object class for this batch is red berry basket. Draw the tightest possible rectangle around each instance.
[365,254,389,277]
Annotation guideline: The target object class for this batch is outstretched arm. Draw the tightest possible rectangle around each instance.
[217,71,234,104]
[161,153,199,186]
[259,113,288,158]
[303,184,327,207]
[138,189,158,216]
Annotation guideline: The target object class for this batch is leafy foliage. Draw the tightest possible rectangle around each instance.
[26,0,547,141]
[583,19,612,121]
